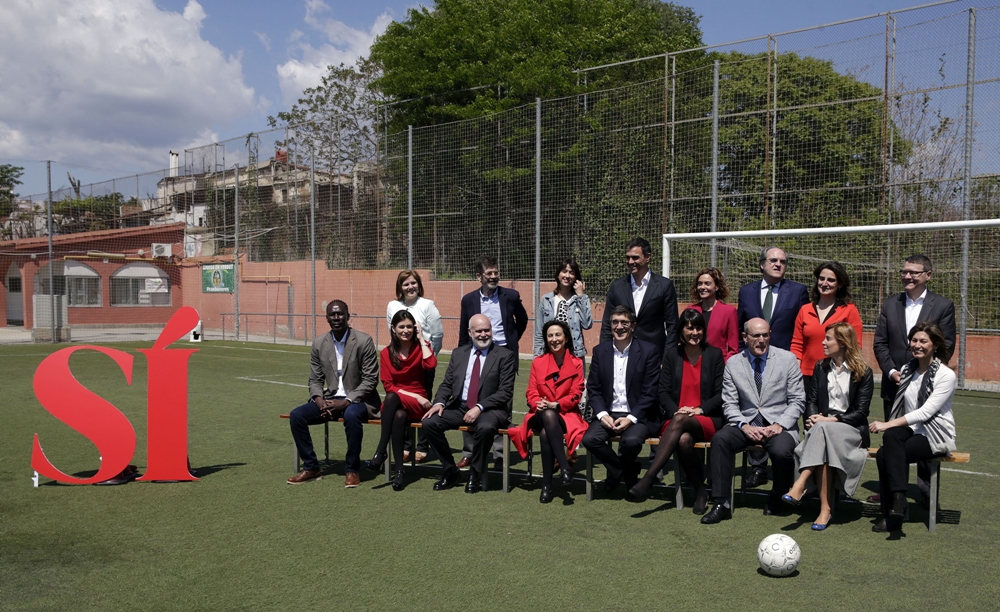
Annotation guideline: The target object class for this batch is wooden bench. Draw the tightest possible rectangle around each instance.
[279,415,512,492]
[866,447,970,532]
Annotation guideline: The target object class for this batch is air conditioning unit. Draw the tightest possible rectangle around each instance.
[152,243,172,258]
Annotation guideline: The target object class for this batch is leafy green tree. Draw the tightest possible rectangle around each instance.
[0,164,24,218]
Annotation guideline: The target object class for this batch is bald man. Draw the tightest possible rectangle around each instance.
[422,314,517,493]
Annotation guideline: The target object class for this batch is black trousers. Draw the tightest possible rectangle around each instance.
[424,406,510,475]
[709,425,796,503]
[581,419,651,480]
[883,399,932,495]
[875,426,937,517]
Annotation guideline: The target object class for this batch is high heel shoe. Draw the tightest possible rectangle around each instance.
[812,513,834,531]
[781,492,803,506]
[391,468,405,491]
[365,452,387,472]
[625,479,651,502]
[692,486,709,515]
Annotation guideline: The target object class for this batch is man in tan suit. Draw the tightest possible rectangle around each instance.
[287,300,380,487]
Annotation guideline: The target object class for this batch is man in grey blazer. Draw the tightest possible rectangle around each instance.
[423,314,517,493]
[871,253,956,503]
[286,300,381,487]
[702,318,805,523]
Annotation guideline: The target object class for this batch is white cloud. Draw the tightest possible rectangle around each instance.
[0,0,256,177]
[255,31,272,53]
[275,0,393,105]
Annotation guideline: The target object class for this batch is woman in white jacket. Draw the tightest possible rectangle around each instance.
[869,321,956,533]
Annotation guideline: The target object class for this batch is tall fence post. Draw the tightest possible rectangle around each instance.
[710,59,720,266]
[535,98,542,316]
[234,164,240,342]
[310,149,317,341]
[959,7,976,389]
[408,125,413,270]
[46,161,54,344]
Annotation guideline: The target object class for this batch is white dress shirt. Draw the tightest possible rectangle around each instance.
[904,289,927,335]
[331,330,348,398]
[596,340,638,424]
[461,346,489,409]
[630,270,651,315]
[826,361,851,415]
[479,291,507,346]
[760,278,782,309]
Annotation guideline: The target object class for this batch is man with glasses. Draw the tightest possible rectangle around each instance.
[736,247,809,487]
[870,254,955,503]
[600,237,678,353]
[456,255,528,471]
[583,306,662,496]
[701,318,805,523]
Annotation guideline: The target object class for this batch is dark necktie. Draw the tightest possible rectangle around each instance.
[466,349,482,406]
[762,285,774,323]
[750,357,767,427]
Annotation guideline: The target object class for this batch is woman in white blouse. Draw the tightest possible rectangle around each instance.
[782,322,872,531]
[869,321,957,533]
[386,270,443,463]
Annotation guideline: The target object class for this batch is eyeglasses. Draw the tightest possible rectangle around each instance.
[610,321,632,328]
[479,272,500,279]
[900,269,927,277]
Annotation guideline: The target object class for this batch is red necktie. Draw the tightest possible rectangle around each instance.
[466,349,482,406]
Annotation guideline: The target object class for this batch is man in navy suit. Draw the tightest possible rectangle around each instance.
[600,237,678,353]
[456,255,528,469]
[583,305,662,495]
[736,247,809,487]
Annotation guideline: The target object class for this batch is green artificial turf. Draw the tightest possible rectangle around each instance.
[2,341,999,610]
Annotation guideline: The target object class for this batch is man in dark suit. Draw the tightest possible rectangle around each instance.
[456,255,527,470]
[600,237,678,353]
[736,246,809,487]
[423,314,517,493]
[286,300,381,487]
[702,318,805,524]
[870,253,956,502]
[583,305,662,495]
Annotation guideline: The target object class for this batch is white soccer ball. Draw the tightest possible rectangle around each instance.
[757,534,800,577]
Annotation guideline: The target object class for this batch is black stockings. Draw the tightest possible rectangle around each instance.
[632,413,706,496]
[376,393,411,472]
[535,410,570,486]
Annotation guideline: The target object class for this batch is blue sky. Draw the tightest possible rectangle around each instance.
[0,0,968,195]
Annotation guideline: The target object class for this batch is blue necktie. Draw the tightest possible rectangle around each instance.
[750,357,767,427]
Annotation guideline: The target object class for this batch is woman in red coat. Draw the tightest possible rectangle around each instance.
[508,320,587,503]
[366,310,437,490]
[687,267,739,362]
[791,261,863,391]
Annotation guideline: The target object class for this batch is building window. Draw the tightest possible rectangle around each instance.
[67,277,101,306]
[110,263,171,307]
[8,277,22,292]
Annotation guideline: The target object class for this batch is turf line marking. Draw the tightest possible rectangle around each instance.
[236,376,308,388]
[213,346,309,355]
[941,468,1000,478]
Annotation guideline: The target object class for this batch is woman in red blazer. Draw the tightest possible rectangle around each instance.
[791,261,863,390]
[366,310,437,490]
[508,320,587,503]
[687,267,739,362]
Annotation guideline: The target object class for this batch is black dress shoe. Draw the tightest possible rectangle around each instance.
[465,471,482,494]
[433,469,460,491]
[539,485,554,503]
[391,469,405,491]
[365,452,387,472]
[763,503,781,516]
[560,465,574,487]
[604,472,622,494]
[701,502,731,524]
[889,492,909,519]
[745,468,768,488]
[872,516,902,533]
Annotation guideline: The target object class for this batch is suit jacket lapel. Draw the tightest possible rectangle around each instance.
[624,340,640,400]
[893,293,908,345]
[917,292,936,323]
[452,345,472,397]
[741,353,761,404]
[480,345,499,382]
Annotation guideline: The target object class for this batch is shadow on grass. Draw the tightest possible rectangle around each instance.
[756,568,800,578]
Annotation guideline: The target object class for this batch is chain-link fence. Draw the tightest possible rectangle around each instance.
[2,4,998,387]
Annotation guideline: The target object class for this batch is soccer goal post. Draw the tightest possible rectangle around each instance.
[663,218,1000,391]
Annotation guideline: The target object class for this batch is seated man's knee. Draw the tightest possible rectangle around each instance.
[343,403,367,424]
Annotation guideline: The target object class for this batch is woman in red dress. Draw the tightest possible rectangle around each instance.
[687,267,739,362]
[366,310,436,490]
[508,320,587,503]
[626,309,725,514]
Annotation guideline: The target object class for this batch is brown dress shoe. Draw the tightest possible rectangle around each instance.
[456,457,472,469]
[415,451,428,464]
[403,450,411,462]
[344,472,361,488]
[287,469,323,484]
